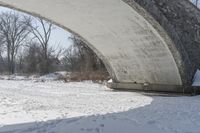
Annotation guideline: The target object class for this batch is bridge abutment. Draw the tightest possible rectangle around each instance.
[107,82,200,95]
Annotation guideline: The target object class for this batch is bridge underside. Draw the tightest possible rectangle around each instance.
[0,0,199,91]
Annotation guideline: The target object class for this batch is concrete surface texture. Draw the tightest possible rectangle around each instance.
[0,0,197,86]
[131,0,200,86]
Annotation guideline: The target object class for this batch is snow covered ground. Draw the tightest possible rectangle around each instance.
[0,71,68,82]
[0,80,200,133]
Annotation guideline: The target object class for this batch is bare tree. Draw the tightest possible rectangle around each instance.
[0,11,31,74]
[62,44,80,72]
[28,18,63,74]
[0,36,5,73]
[21,42,41,74]
[62,36,109,81]
[0,35,5,60]
[28,18,54,74]
[70,36,106,72]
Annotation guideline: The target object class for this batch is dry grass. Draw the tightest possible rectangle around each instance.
[65,71,110,82]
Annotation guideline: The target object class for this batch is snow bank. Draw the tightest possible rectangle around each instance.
[0,80,152,127]
[0,71,69,82]
[107,79,113,83]
[39,73,64,81]
[0,75,28,81]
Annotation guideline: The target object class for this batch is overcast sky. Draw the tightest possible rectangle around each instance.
[0,6,72,50]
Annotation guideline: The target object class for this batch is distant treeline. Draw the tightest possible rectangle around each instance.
[0,11,109,80]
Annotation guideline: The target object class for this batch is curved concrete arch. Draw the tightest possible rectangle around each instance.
[132,0,200,86]
[0,0,184,86]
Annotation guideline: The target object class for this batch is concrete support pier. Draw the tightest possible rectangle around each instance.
[107,82,200,95]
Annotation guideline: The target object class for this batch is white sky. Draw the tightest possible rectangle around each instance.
[0,6,73,50]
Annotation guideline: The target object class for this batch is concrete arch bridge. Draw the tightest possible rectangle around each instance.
[0,0,200,93]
